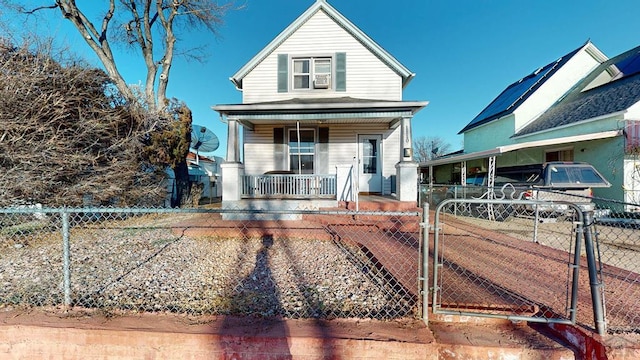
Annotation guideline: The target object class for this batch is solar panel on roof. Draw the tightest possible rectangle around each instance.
[458,45,584,134]
[614,51,640,79]
[466,62,557,127]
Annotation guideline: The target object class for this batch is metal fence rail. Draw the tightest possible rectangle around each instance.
[0,207,421,320]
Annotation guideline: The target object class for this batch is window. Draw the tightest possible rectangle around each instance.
[289,129,315,174]
[293,59,310,89]
[362,138,378,174]
[545,148,573,162]
[292,57,332,90]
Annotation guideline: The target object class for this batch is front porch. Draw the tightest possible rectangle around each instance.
[241,173,421,211]
[214,98,427,211]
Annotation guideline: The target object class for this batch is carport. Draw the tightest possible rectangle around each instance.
[421,130,621,196]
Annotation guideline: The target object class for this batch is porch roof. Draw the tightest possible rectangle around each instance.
[213,97,428,129]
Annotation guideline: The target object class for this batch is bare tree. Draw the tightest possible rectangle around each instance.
[2,0,234,206]
[0,40,167,207]
[8,0,233,112]
[413,136,452,163]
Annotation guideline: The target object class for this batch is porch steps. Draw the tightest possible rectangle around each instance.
[337,198,422,212]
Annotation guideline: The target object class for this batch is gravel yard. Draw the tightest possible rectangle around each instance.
[0,213,415,319]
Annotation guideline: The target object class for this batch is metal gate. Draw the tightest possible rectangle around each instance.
[431,198,588,326]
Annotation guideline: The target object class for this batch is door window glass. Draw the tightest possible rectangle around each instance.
[362,139,378,174]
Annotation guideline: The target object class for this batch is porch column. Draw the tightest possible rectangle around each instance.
[226,117,240,163]
[222,117,243,202]
[396,115,418,203]
[400,115,413,161]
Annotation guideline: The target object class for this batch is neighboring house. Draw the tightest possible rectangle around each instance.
[213,0,427,212]
[187,152,222,200]
[423,41,640,211]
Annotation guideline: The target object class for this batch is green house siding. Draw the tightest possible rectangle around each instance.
[464,115,516,153]
[578,137,624,202]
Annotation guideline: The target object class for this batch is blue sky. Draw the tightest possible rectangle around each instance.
[13,0,640,157]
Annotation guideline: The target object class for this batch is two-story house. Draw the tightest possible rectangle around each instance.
[213,0,427,213]
[423,41,640,211]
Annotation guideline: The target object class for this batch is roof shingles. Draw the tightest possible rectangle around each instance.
[514,72,640,137]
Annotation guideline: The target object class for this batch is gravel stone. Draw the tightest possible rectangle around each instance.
[0,214,415,319]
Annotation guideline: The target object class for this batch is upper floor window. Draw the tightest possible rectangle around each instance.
[292,57,332,90]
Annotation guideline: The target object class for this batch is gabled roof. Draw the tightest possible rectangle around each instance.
[458,42,596,134]
[514,45,640,137]
[230,0,414,90]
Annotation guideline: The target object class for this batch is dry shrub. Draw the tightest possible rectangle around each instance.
[0,40,172,207]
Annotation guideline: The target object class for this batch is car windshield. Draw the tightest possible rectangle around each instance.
[547,164,610,188]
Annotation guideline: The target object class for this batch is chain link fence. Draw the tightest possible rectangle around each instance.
[428,185,640,334]
[0,206,422,320]
[591,197,640,333]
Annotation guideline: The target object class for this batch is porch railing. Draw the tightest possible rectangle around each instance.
[242,174,337,199]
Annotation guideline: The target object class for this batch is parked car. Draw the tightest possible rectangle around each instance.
[520,162,610,212]
[444,162,611,216]
[445,163,543,200]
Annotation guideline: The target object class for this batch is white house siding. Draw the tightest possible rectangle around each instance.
[627,102,640,119]
[241,10,403,104]
[382,126,401,194]
[243,126,278,175]
[513,48,602,132]
[328,123,400,195]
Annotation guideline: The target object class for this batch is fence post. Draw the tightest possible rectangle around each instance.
[582,209,606,335]
[61,209,72,308]
[421,203,430,323]
[569,212,583,324]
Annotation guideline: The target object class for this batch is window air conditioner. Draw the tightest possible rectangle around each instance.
[313,74,330,89]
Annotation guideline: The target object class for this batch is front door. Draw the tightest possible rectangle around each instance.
[358,135,382,193]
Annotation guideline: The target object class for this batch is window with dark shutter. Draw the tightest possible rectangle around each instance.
[274,127,285,169]
[317,127,329,173]
[319,127,329,143]
[274,127,284,144]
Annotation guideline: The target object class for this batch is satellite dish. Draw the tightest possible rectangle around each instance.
[190,125,219,153]
[190,125,219,165]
